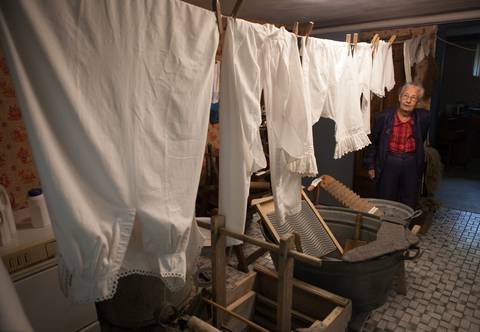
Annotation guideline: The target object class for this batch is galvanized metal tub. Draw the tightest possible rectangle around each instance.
[263,207,417,313]
[366,198,422,223]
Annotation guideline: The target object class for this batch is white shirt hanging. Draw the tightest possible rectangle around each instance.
[262,28,318,222]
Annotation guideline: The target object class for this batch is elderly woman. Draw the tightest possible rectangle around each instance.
[364,83,431,208]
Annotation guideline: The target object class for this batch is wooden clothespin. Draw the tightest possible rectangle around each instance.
[215,0,223,38]
[370,33,379,45]
[292,22,299,36]
[346,33,351,44]
[353,32,358,50]
[231,0,244,19]
[388,34,396,46]
[346,33,351,54]
[305,21,314,45]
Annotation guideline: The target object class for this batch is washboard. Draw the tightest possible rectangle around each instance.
[309,175,384,217]
[252,191,344,257]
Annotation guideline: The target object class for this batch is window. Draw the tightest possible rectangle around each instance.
[474,43,480,78]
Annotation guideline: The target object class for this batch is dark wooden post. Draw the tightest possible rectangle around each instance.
[211,215,226,328]
[277,234,295,332]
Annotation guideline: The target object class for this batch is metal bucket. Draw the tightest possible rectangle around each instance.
[367,198,422,223]
[263,207,417,313]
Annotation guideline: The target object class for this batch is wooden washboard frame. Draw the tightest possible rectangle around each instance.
[252,191,344,256]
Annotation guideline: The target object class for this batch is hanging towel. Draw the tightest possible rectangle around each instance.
[0,0,218,302]
[262,28,318,222]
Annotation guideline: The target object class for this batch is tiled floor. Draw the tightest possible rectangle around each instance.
[363,208,480,332]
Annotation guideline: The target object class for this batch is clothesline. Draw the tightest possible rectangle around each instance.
[436,36,476,52]
[213,0,397,55]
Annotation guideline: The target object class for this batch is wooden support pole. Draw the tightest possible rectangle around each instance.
[293,22,299,35]
[231,0,244,18]
[215,0,223,37]
[276,234,295,332]
[211,215,226,327]
[220,228,322,267]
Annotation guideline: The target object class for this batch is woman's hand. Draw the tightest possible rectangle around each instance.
[368,169,375,180]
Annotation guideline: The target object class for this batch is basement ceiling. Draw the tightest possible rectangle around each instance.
[184,0,480,30]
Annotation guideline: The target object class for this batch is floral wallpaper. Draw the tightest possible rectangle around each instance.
[0,50,40,210]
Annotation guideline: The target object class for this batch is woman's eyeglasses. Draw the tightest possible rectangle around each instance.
[401,94,418,101]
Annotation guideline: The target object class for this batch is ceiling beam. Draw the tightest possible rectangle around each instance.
[313,9,480,34]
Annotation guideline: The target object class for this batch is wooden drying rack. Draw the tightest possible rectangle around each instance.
[197,216,324,332]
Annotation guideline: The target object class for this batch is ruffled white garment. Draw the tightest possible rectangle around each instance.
[303,38,370,159]
[262,28,318,222]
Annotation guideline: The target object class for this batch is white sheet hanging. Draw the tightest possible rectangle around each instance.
[0,0,218,302]
[219,18,277,246]
[262,28,317,222]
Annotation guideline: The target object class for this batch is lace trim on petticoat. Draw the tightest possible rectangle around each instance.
[286,152,318,176]
[334,130,371,159]
[94,270,187,303]
[57,240,203,303]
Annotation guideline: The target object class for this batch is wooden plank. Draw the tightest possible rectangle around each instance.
[187,316,221,332]
[224,291,256,331]
[301,191,344,255]
[230,0,244,18]
[234,244,249,272]
[254,198,281,244]
[322,306,344,326]
[256,293,315,326]
[211,215,226,327]
[297,306,351,332]
[220,229,322,267]
[254,264,350,307]
[226,271,257,305]
[277,235,295,332]
[244,247,268,266]
[250,196,275,206]
[202,297,268,332]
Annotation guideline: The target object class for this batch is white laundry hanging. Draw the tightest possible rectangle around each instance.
[262,28,318,222]
[303,38,370,159]
[0,0,218,302]
[212,61,221,104]
[371,40,396,97]
[403,35,431,83]
[355,43,374,134]
[218,18,277,246]
[301,37,336,124]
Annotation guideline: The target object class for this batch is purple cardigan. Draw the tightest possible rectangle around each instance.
[364,107,431,179]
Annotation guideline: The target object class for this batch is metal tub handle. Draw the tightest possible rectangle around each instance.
[402,245,421,261]
[411,209,423,219]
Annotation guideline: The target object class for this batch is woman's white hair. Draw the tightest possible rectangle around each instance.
[399,83,424,100]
